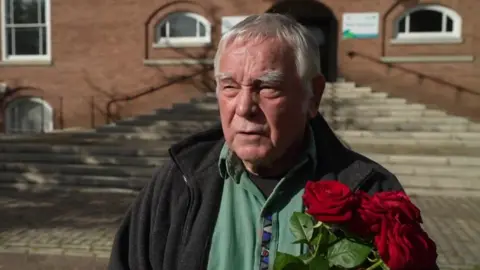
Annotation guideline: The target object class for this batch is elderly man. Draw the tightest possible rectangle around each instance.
[108,13,405,270]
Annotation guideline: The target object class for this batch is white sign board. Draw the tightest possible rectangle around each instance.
[342,12,380,39]
[221,16,249,35]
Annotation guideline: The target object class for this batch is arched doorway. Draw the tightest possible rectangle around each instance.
[266,0,338,82]
[4,97,54,134]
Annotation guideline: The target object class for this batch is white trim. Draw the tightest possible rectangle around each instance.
[4,96,54,134]
[152,39,210,48]
[390,37,463,44]
[381,55,474,63]
[143,58,213,66]
[0,59,52,66]
[153,12,211,48]
[394,5,462,41]
[1,0,52,62]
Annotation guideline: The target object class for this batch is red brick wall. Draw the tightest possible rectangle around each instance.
[1,0,478,130]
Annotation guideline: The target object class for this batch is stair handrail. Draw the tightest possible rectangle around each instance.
[105,66,214,123]
[346,50,480,97]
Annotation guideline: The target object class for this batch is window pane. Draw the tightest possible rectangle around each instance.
[446,17,453,32]
[13,27,41,55]
[6,28,13,56]
[398,17,406,33]
[158,24,167,38]
[168,14,197,37]
[199,23,206,37]
[409,10,443,32]
[40,0,45,23]
[5,0,13,24]
[13,0,39,24]
[41,26,47,54]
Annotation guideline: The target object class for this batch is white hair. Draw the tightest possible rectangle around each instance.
[214,13,322,97]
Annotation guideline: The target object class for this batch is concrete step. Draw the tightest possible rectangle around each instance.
[0,172,149,190]
[386,164,480,178]
[399,175,480,190]
[0,163,154,178]
[350,142,480,156]
[338,130,480,141]
[364,153,480,167]
[0,143,172,156]
[0,153,167,167]
[110,118,219,129]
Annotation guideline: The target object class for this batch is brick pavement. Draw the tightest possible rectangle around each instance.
[0,189,479,270]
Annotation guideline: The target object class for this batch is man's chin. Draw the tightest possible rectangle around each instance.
[234,147,272,165]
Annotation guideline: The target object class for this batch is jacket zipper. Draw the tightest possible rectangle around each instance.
[180,175,194,248]
[169,150,195,256]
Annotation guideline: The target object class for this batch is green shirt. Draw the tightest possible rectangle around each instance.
[207,127,317,270]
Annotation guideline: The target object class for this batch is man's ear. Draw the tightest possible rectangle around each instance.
[308,74,326,118]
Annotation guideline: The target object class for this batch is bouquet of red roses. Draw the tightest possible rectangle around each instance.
[273,180,438,270]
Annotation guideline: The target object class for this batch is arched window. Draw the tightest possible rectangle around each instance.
[154,12,211,47]
[4,97,53,134]
[394,5,462,42]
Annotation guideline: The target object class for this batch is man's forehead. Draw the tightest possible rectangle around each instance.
[217,40,293,79]
[223,38,289,59]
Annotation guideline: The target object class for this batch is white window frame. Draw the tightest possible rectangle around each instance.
[153,12,211,48]
[4,96,54,134]
[393,5,462,43]
[1,0,52,62]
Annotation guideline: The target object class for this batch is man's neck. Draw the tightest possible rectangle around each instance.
[243,131,308,178]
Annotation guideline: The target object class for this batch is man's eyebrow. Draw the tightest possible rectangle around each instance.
[215,73,234,81]
[256,70,285,83]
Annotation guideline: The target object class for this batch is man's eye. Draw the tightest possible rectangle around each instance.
[260,87,280,96]
[222,85,238,91]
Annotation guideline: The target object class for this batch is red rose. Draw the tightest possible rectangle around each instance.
[375,219,438,270]
[364,191,422,225]
[303,180,358,223]
[348,191,381,237]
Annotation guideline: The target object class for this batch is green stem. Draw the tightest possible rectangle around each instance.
[366,259,384,270]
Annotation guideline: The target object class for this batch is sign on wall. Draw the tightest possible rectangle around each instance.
[342,12,380,39]
[221,16,249,35]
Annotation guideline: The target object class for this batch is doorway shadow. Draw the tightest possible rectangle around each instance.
[266,0,339,82]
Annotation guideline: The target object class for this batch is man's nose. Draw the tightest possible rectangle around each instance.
[235,89,258,117]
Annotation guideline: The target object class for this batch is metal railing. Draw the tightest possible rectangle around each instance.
[346,50,480,98]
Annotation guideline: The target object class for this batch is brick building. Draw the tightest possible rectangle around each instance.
[0,0,478,133]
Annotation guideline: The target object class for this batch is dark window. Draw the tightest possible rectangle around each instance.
[398,17,406,33]
[409,10,443,32]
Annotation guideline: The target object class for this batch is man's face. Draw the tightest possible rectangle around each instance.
[216,38,323,170]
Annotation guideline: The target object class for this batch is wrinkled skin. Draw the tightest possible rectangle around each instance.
[216,38,325,176]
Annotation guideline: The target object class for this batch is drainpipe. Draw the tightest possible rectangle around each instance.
[381,0,408,57]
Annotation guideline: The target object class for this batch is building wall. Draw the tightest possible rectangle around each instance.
[0,0,478,131]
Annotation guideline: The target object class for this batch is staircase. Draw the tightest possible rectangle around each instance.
[1,82,479,195]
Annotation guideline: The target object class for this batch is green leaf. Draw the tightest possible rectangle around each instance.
[327,238,373,268]
[289,212,314,244]
[299,225,332,265]
[274,252,308,270]
[308,255,330,270]
[311,225,330,247]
